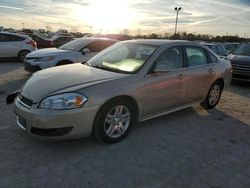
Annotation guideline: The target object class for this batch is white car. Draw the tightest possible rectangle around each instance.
[24,38,117,72]
[0,32,37,62]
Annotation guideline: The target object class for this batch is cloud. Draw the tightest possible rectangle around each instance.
[0,5,24,10]
[0,0,250,36]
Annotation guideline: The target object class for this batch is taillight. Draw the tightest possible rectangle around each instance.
[26,40,37,48]
[49,40,54,47]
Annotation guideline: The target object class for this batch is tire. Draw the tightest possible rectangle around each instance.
[93,98,137,143]
[201,81,223,109]
[56,61,72,66]
[18,50,30,62]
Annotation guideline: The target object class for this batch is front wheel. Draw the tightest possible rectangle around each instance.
[93,99,136,143]
[201,82,223,109]
[18,50,30,62]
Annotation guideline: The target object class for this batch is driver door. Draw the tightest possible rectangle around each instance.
[142,47,186,116]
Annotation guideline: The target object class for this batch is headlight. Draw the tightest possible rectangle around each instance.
[39,93,88,110]
[34,56,55,61]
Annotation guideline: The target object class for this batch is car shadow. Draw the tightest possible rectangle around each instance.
[2,104,250,187]
[0,77,29,95]
[0,62,23,75]
[229,81,250,98]
[19,105,250,152]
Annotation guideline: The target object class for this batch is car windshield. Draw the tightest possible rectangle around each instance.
[59,38,88,51]
[87,42,158,74]
[233,44,250,56]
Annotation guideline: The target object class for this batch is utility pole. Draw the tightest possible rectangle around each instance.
[174,7,182,35]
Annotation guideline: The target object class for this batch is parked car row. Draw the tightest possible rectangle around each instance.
[0,31,249,83]
[228,43,250,82]
[24,37,117,72]
[0,32,37,62]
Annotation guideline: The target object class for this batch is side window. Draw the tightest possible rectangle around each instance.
[13,36,24,41]
[210,45,218,53]
[86,41,103,52]
[154,47,183,72]
[217,45,225,53]
[135,46,156,60]
[0,34,13,42]
[186,47,208,67]
[100,41,116,50]
[208,52,218,64]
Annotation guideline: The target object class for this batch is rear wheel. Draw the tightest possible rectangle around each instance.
[93,98,136,143]
[201,81,223,109]
[18,50,30,62]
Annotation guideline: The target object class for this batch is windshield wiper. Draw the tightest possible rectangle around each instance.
[91,65,128,74]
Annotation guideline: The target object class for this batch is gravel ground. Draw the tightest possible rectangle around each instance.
[0,62,250,188]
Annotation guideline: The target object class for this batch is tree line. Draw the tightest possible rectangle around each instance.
[134,32,249,43]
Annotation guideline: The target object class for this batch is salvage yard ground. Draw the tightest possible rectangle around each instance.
[0,62,250,188]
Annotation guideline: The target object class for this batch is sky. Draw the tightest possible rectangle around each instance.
[0,0,250,36]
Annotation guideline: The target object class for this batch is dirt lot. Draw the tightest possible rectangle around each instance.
[0,62,250,188]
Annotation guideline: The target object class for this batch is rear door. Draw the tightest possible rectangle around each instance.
[182,46,216,104]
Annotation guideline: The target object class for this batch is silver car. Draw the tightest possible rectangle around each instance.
[12,40,232,143]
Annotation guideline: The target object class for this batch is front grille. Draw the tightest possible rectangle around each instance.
[24,62,41,72]
[25,57,40,60]
[231,63,250,73]
[31,127,73,137]
[17,95,33,109]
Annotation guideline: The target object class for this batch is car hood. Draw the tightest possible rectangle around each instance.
[27,48,74,57]
[228,54,250,64]
[21,64,126,102]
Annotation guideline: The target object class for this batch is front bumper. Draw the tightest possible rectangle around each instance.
[14,97,98,140]
[24,61,41,73]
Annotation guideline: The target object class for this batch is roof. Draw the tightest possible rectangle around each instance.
[122,39,191,46]
[199,42,218,46]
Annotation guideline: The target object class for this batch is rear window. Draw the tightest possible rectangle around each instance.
[186,47,208,67]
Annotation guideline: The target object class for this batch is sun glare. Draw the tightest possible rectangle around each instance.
[75,0,134,33]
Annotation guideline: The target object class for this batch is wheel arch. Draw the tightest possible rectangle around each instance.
[56,60,73,66]
[98,95,139,120]
[214,78,224,89]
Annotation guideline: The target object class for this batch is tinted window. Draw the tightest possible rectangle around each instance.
[234,44,250,56]
[59,38,89,51]
[86,41,103,52]
[186,47,207,67]
[154,47,183,72]
[101,41,116,50]
[0,34,24,42]
[210,46,218,52]
[208,52,218,63]
[217,45,225,53]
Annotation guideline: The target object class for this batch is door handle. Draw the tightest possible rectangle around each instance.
[177,74,184,79]
[208,68,214,73]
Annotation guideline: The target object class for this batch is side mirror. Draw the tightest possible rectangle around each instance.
[82,48,90,55]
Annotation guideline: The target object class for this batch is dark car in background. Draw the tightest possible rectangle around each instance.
[228,43,250,82]
[28,34,54,48]
[223,42,240,53]
[51,35,75,47]
[201,43,229,57]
